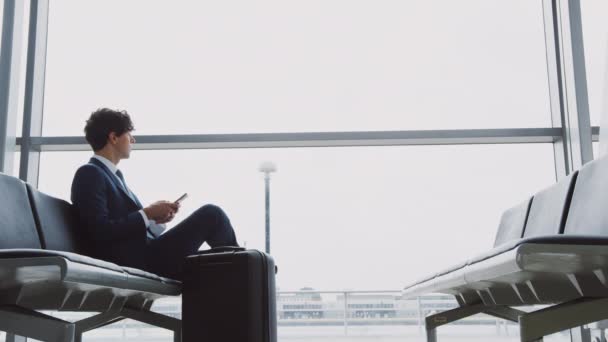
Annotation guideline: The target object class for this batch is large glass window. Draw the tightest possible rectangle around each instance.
[39,144,555,291]
[581,0,608,127]
[12,151,19,176]
[13,1,579,341]
[43,0,551,136]
[593,141,599,159]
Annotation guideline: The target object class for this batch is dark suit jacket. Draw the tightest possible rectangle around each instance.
[71,158,147,269]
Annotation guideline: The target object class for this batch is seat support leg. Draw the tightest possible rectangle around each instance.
[485,306,526,323]
[570,326,592,342]
[520,297,608,342]
[426,326,437,342]
[0,305,74,342]
[74,307,181,342]
[73,310,125,342]
[424,304,526,342]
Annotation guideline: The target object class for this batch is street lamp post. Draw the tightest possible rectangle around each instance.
[259,161,277,254]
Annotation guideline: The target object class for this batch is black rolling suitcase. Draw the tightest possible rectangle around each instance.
[182,247,277,342]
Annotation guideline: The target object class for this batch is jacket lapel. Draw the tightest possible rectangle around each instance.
[89,158,140,208]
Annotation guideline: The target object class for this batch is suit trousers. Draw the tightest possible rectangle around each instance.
[143,204,238,280]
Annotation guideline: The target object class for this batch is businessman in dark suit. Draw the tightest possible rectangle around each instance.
[71,108,238,280]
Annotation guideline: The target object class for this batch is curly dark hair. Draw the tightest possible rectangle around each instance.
[84,108,134,151]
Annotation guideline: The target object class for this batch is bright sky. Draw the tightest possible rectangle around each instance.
[5,0,608,290]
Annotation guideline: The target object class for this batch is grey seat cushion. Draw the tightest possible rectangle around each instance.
[564,156,608,236]
[493,198,533,247]
[0,249,180,285]
[0,248,125,273]
[467,239,523,266]
[26,185,88,254]
[409,195,533,289]
[468,235,608,266]
[407,196,533,290]
[122,267,181,285]
[405,261,468,289]
[524,171,578,238]
[434,261,468,278]
[0,174,42,249]
[406,235,608,290]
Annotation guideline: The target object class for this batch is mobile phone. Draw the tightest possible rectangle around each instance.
[175,193,188,204]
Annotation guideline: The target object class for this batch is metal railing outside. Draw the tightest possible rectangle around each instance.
[274,290,514,337]
[15,290,520,340]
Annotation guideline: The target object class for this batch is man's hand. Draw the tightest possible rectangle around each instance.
[143,201,180,223]
[156,209,177,224]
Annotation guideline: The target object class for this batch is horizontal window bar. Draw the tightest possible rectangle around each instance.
[15,128,567,151]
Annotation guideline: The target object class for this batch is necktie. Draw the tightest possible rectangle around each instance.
[116,169,156,239]
[115,170,138,204]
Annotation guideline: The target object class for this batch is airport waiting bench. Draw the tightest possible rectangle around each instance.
[402,155,608,342]
[0,172,182,342]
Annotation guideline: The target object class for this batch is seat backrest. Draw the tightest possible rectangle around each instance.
[0,173,42,249]
[493,197,533,247]
[564,156,608,235]
[26,184,87,254]
[523,171,578,238]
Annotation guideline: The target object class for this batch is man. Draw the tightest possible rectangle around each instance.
[71,108,239,280]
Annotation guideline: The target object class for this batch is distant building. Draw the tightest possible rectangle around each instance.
[277,288,324,319]
[336,293,399,318]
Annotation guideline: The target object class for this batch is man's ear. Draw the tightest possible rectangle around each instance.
[108,132,118,145]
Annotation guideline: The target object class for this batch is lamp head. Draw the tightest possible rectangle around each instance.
[259,161,277,173]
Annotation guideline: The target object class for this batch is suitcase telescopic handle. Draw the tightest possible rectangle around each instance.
[197,246,246,255]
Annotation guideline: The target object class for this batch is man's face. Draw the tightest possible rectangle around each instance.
[114,131,135,159]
